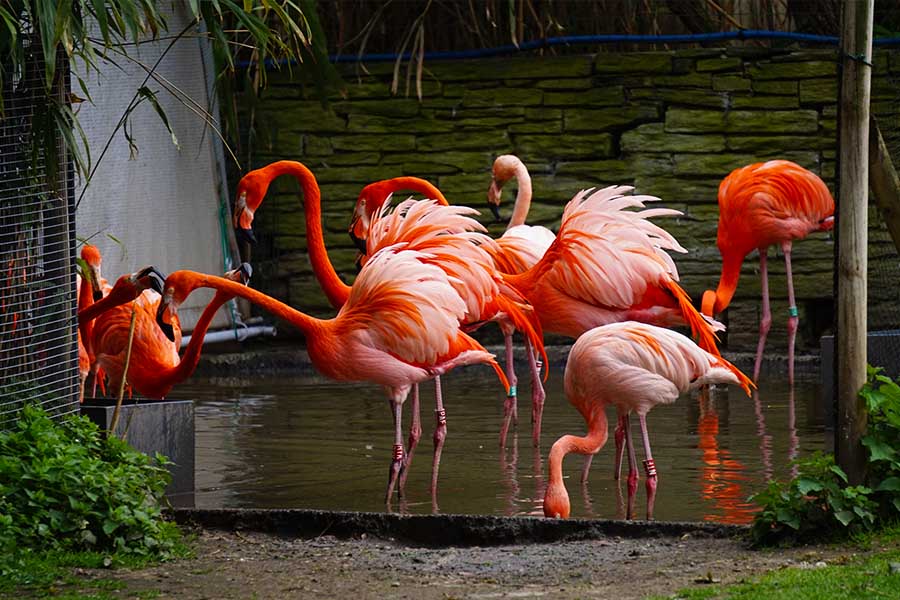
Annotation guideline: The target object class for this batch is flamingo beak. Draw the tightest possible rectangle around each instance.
[156,296,177,343]
[487,180,503,222]
[348,225,368,254]
[135,266,166,296]
[354,253,364,273]
[88,266,103,301]
[238,262,253,285]
[489,203,502,222]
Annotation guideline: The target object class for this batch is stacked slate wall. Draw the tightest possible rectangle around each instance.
[241,47,900,354]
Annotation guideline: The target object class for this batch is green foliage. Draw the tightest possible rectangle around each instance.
[0,405,180,559]
[750,366,900,546]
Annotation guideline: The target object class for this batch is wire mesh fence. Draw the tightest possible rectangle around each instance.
[0,36,79,428]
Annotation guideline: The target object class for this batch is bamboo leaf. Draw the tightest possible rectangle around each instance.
[137,86,179,150]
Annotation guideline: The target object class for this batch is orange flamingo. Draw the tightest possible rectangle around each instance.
[79,265,249,399]
[543,322,752,520]
[76,245,104,401]
[156,248,509,503]
[349,167,553,446]
[701,160,834,385]
[233,161,543,485]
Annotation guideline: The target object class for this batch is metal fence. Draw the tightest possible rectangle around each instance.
[0,38,79,428]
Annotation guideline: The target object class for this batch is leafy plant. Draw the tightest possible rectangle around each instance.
[0,404,179,558]
[750,366,900,545]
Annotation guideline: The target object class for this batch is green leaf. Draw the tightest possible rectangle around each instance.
[136,87,179,150]
[834,510,855,526]
[862,436,896,461]
[775,508,800,530]
[796,478,824,495]
[829,465,850,483]
[876,477,900,491]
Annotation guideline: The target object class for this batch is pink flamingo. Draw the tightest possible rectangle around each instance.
[233,161,544,486]
[543,322,752,520]
[701,160,834,384]
[156,248,509,503]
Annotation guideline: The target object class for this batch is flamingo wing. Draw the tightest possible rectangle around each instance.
[490,224,556,274]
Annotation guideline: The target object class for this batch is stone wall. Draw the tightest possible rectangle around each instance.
[242,47,900,353]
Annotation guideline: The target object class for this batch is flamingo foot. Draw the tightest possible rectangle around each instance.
[430,408,448,499]
[385,443,405,506]
[644,458,658,520]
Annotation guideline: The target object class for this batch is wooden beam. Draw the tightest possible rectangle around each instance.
[869,118,900,254]
[836,0,874,486]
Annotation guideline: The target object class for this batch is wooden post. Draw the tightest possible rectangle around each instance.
[869,118,900,254]
[836,0,874,485]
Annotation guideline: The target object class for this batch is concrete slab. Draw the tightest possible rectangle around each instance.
[81,399,195,506]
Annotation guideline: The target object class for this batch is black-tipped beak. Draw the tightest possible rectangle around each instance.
[238,262,253,285]
[349,230,368,254]
[136,266,166,296]
[354,253,363,274]
[236,227,256,245]
[92,289,103,302]
[489,204,502,222]
[156,301,176,343]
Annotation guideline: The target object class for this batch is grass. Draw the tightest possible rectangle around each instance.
[0,541,191,599]
[657,526,900,600]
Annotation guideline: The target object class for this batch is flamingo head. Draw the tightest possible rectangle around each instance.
[542,481,571,519]
[349,181,392,253]
[234,168,274,246]
[102,266,166,310]
[488,154,523,222]
[157,265,251,342]
[80,244,104,301]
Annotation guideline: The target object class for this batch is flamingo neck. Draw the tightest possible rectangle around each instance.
[186,274,326,339]
[703,252,744,315]
[264,161,350,308]
[154,292,232,396]
[78,275,95,354]
[77,283,135,323]
[383,177,449,205]
[507,164,533,229]
[547,409,609,487]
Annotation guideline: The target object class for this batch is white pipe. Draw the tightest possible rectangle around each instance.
[180,324,277,348]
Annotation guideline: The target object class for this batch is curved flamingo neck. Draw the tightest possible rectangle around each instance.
[262,161,351,308]
[547,409,609,487]
[382,177,449,205]
[507,164,533,229]
[152,292,232,396]
[77,281,136,323]
[181,273,326,339]
[703,251,744,315]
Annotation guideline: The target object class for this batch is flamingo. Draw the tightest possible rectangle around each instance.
[349,164,554,447]
[701,160,834,385]
[543,322,752,520]
[76,245,105,401]
[78,265,250,399]
[233,161,544,487]
[155,248,509,503]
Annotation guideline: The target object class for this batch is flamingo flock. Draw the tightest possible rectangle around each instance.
[76,155,834,520]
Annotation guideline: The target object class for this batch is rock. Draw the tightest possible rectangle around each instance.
[513,133,615,159]
[630,88,729,109]
[665,108,819,134]
[713,75,751,92]
[888,562,900,575]
[462,87,544,107]
[563,105,660,133]
[418,132,509,152]
[331,134,416,152]
[535,78,594,90]
[800,79,839,105]
[428,56,593,81]
[544,87,626,107]
[554,160,633,181]
[346,114,454,134]
[333,99,422,118]
[749,61,837,80]
[696,57,743,72]
[595,52,673,74]
[730,95,800,109]
[622,123,726,154]
[751,80,799,95]
[649,72,713,88]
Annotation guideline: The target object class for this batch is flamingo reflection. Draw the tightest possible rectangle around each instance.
[697,388,756,525]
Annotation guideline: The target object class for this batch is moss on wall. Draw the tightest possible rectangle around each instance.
[240,47,900,354]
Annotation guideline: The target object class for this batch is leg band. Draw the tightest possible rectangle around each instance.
[435,408,447,426]
[788,305,798,318]
[507,385,517,398]
[643,458,657,478]
[392,444,404,461]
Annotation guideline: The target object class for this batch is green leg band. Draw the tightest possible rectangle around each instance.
[788,306,798,318]
[507,385,517,398]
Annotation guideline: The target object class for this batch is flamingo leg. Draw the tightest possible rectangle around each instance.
[525,338,546,447]
[613,408,627,481]
[431,375,448,499]
[753,247,772,383]
[638,413,658,520]
[625,413,639,520]
[399,384,421,490]
[385,397,405,506]
[499,333,518,448]
[781,240,799,386]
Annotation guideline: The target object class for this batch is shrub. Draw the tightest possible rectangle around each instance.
[750,366,900,545]
[0,405,180,558]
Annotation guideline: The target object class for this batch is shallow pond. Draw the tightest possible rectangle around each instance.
[176,365,826,524]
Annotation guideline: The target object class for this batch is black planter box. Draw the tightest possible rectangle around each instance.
[81,399,194,507]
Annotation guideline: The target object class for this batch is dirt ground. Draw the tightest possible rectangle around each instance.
[73,528,851,599]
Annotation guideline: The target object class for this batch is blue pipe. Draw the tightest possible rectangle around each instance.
[238,29,900,69]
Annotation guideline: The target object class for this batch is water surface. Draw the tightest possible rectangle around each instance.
[177,367,825,524]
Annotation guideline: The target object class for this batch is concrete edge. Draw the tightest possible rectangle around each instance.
[170,507,748,547]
